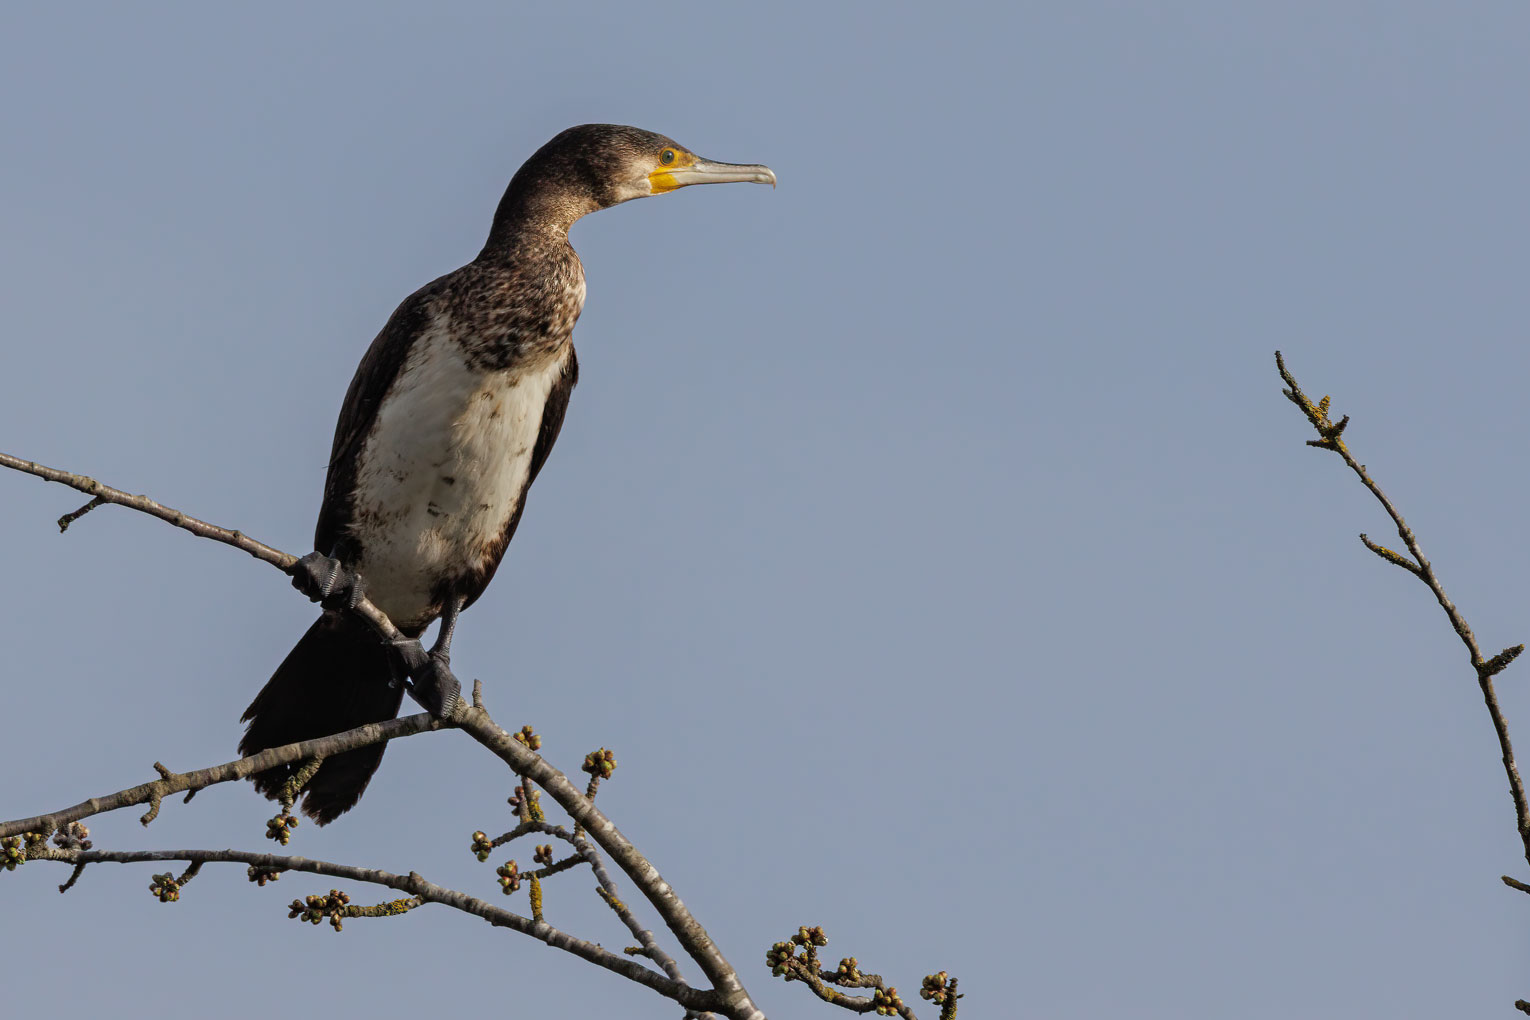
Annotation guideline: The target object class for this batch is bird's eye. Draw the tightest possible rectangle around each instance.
[660,149,677,166]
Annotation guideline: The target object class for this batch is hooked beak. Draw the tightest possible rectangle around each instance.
[649,157,776,195]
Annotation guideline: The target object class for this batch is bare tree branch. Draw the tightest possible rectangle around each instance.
[21,845,713,1009]
[1275,352,1530,868]
[765,926,960,1019]
[0,450,404,643]
[1277,351,1530,1011]
[0,714,443,840]
[0,448,773,1020]
[3,448,961,1018]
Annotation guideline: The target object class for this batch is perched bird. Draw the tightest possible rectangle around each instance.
[239,124,774,823]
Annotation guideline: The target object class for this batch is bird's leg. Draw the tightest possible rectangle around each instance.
[431,596,463,665]
[290,551,366,611]
[392,597,464,719]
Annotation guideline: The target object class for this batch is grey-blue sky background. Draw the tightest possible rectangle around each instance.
[3,3,1528,1017]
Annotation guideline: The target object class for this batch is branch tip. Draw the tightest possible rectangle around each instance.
[1359,534,1422,575]
[1481,645,1525,679]
[58,862,86,894]
[56,496,106,532]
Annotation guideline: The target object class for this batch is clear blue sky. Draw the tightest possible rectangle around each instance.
[3,3,1529,1017]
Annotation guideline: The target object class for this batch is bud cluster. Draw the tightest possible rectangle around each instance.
[52,822,92,851]
[265,812,299,846]
[920,971,954,1005]
[470,830,495,862]
[794,925,828,948]
[496,860,521,893]
[288,889,352,931]
[871,985,904,1016]
[582,747,617,779]
[765,940,796,977]
[1,836,25,872]
[246,866,283,887]
[534,844,554,866]
[149,872,181,903]
[512,725,542,750]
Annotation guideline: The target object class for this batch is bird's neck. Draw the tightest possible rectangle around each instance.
[482,183,598,256]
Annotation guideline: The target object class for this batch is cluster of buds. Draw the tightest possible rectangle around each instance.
[582,747,617,780]
[246,866,282,887]
[149,872,181,903]
[1,835,27,872]
[768,926,830,979]
[533,844,554,866]
[794,925,828,948]
[265,812,299,846]
[765,940,797,977]
[470,830,495,862]
[512,725,542,751]
[871,986,904,1016]
[920,971,955,1004]
[496,860,521,894]
[51,822,92,851]
[289,889,351,931]
[835,957,861,984]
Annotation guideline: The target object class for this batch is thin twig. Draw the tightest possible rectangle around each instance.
[493,818,687,982]
[57,496,105,531]
[1276,351,1530,867]
[23,846,712,1009]
[0,451,294,567]
[0,450,406,645]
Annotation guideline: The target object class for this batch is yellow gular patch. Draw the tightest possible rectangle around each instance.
[647,150,697,194]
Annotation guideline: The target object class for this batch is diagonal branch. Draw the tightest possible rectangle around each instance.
[0,450,404,643]
[457,708,753,1009]
[1275,351,1530,868]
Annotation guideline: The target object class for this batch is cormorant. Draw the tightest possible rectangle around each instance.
[239,124,774,823]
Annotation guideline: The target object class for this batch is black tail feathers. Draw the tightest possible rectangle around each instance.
[239,613,405,825]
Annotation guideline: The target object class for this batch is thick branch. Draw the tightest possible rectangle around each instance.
[456,709,759,1017]
[1276,352,1530,867]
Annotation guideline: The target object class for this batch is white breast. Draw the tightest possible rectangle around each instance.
[349,325,568,629]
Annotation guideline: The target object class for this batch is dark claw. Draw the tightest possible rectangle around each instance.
[291,551,365,611]
[393,638,462,719]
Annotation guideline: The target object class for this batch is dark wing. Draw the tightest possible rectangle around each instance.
[458,346,579,610]
[313,281,443,558]
[527,346,578,487]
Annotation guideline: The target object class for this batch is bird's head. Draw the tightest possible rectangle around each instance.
[492,124,775,238]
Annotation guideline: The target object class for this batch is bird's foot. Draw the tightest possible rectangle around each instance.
[290,551,366,611]
[393,639,462,719]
